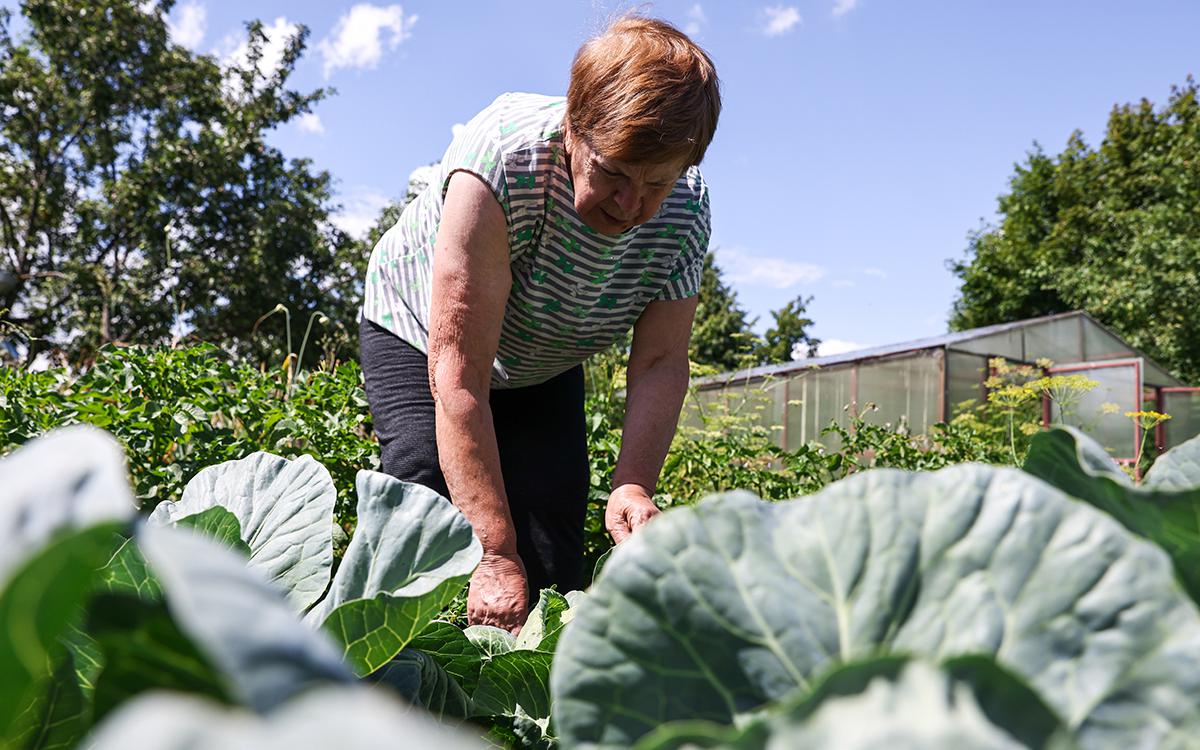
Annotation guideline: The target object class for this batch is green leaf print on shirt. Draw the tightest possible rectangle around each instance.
[515,174,537,189]
[500,121,520,137]
[531,268,547,283]
[542,300,562,313]
[655,225,678,239]
[685,198,702,213]
[598,294,618,309]
[639,269,654,285]
[590,262,622,284]
[563,237,581,254]
[554,255,574,273]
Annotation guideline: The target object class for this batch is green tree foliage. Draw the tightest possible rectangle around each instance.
[0,0,359,367]
[689,251,758,371]
[949,79,1200,382]
[756,294,819,364]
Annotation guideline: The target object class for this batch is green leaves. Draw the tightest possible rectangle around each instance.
[150,452,336,610]
[632,657,1068,750]
[1024,426,1200,603]
[85,687,488,750]
[310,471,482,676]
[138,523,355,713]
[949,79,1200,383]
[552,466,1200,749]
[0,427,134,745]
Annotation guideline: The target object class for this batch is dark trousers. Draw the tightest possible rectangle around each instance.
[359,319,589,595]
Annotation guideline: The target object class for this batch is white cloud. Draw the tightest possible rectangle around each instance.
[716,247,825,289]
[221,17,300,84]
[862,267,886,278]
[333,189,392,238]
[684,4,707,36]
[832,0,859,17]
[804,338,866,358]
[297,112,325,135]
[167,1,206,49]
[761,5,802,36]
[318,4,418,79]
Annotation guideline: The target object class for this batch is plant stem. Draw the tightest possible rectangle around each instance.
[1008,409,1018,466]
[292,310,326,396]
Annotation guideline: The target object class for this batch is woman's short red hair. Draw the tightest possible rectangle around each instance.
[566,16,721,167]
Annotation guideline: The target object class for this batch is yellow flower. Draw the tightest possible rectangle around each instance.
[1126,410,1172,429]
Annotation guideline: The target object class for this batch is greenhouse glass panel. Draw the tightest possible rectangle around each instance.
[1048,362,1139,459]
[803,366,853,451]
[1023,318,1083,364]
[1163,389,1200,450]
[1082,321,1134,361]
[785,371,810,450]
[946,350,989,417]
[715,378,787,440]
[954,329,1023,360]
[857,354,940,433]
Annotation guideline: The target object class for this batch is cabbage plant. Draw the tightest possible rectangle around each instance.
[1024,426,1200,604]
[551,461,1200,749]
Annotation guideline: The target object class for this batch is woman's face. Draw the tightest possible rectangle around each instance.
[564,130,686,236]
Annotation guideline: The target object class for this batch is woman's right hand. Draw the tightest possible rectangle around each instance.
[468,550,529,633]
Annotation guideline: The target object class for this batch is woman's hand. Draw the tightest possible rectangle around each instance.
[468,550,529,633]
[605,484,661,544]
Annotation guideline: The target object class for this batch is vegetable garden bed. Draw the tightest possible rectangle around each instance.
[5,419,1200,748]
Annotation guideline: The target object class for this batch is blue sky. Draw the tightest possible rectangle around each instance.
[102,1,1200,353]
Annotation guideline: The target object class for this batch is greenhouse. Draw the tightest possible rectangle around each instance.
[686,311,1200,463]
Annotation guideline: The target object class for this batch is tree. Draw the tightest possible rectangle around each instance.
[949,79,1200,382]
[0,0,356,367]
[756,295,819,364]
[689,251,758,371]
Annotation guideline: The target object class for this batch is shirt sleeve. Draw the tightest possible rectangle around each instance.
[656,183,711,301]
[439,96,512,229]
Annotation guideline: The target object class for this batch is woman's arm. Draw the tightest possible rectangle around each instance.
[608,296,699,542]
[428,171,527,632]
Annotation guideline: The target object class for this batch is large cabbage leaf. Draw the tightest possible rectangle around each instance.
[551,465,1200,749]
[148,452,335,611]
[0,427,135,743]
[633,657,1069,750]
[138,522,354,712]
[307,470,481,676]
[85,686,486,750]
[1024,427,1200,603]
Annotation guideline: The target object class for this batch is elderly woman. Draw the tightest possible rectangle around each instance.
[359,16,720,632]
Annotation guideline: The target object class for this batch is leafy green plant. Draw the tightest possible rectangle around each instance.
[1,426,580,749]
[551,461,1200,749]
[0,344,379,525]
[1023,425,1200,604]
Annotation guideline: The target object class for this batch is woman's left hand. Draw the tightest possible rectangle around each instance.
[605,484,661,544]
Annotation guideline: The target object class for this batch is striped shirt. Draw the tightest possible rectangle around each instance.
[361,92,710,389]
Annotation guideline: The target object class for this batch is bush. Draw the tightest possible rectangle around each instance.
[0,344,378,526]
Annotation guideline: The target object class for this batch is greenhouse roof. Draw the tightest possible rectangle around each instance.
[693,311,1185,389]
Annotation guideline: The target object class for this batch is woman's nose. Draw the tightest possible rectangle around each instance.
[612,185,641,218]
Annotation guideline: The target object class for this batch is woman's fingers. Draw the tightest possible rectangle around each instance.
[468,552,529,633]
